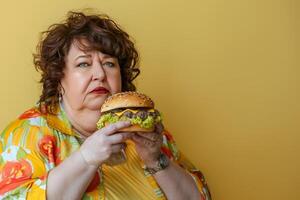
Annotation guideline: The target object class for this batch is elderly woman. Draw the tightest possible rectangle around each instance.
[0,11,211,200]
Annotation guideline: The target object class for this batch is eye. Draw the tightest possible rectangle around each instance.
[103,62,115,68]
[77,62,90,68]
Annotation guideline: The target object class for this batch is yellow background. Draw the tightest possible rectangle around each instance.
[0,0,299,199]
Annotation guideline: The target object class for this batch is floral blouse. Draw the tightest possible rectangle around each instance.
[0,104,211,199]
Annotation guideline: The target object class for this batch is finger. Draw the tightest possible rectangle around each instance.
[132,134,156,148]
[136,132,160,142]
[122,132,134,140]
[100,121,131,136]
[111,143,126,153]
[155,123,164,134]
[108,132,132,144]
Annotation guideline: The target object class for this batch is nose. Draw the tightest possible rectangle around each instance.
[92,61,106,81]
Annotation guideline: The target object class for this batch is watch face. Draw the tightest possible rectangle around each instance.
[144,153,170,175]
[159,153,169,169]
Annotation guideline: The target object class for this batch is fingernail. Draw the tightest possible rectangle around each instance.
[123,121,131,125]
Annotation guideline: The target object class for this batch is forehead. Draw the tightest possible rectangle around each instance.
[66,39,113,60]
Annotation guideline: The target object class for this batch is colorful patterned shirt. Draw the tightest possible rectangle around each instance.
[0,104,211,199]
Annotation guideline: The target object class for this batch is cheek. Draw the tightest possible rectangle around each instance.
[61,74,91,105]
[107,71,122,94]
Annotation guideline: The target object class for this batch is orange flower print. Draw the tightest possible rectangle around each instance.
[38,135,58,164]
[0,159,32,195]
[161,146,173,159]
[86,172,100,192]
[19,108,41,120]
[54,146,62,165]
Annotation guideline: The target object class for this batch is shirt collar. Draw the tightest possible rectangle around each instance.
[44,103,81,138]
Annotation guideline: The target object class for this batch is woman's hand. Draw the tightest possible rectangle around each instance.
[131,123,164,167]
[79,121,133,166]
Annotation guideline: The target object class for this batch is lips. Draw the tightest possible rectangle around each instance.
[90,87,109,94]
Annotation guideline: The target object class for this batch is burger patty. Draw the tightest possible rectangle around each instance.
[123,110,149,120]
[104,108,160,120]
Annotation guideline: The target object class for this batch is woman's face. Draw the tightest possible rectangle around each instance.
[60,40,122,112]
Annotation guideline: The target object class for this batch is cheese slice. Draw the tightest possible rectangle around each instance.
[114,108,155,117]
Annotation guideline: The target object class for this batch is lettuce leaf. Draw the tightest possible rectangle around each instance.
[97,112,162,129]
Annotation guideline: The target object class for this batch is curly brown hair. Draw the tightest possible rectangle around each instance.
[34,11,140,113]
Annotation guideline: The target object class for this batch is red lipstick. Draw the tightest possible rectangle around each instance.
[90,87,109,94]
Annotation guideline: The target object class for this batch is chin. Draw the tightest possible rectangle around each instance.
[87,97,107,110]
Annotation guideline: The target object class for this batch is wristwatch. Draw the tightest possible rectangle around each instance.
[144,153,170,175]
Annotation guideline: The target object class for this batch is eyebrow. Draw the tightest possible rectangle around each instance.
[75,54,91,61]
[74,53,115,61]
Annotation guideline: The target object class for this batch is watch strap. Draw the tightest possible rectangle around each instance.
[144,153,169,175]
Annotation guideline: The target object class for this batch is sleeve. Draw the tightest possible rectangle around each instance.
[161,130,212,200]
[0,120,54,199]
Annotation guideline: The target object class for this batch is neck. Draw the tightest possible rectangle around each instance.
[61,100,101,138]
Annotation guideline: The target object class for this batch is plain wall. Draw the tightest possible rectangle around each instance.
[0,0,299,199]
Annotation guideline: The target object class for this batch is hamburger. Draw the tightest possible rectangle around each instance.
[97,92,162,132]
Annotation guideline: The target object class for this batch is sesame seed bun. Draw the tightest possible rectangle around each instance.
[101,91,154,113]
